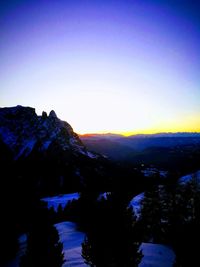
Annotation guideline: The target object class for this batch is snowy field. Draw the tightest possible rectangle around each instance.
[6,222,176,267]
[55,222,87,267]
[56,221,175,267]
[139,243,175,267]
[41,193,80,210]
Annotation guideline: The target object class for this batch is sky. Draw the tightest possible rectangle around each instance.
[0,0,200,135]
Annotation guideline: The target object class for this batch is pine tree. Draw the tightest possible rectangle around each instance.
[139,185,163,242]
[82,193,143,267]
[172,173,200,267]
[20,201,65,267]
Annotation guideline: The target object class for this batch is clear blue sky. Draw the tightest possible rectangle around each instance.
[1,0,200,134]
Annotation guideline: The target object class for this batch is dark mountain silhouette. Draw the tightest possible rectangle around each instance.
[0,105,97,160]
[0,106,110,195]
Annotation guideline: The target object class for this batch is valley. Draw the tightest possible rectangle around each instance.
[0,106,200,267]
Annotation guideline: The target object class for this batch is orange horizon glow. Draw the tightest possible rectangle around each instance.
[78,129,200,137]
[76,114,200,136]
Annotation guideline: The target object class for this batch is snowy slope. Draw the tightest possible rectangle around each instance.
[129,169,200,218]
[179,170,200,184]
[55,222,87,267]
[42,192,145,216]
[42,193,80,211]
[56,221,175,267]
[5,222,176,267]
[129,193,144,217]
[139,243,175,267]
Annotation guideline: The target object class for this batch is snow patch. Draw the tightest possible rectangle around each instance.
[86,151,98,159]
[142,168,168,178]
[41,193,80,211]
[129,193,144,218]
[77,148,98,159]
[98,192,111,200]
[139,243,175,267]
[55,222,87,267]
[56,222,175,267]
[179,170,200,185]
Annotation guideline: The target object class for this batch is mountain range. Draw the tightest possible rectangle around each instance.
[80,131,200,172]
[80,132,200,153]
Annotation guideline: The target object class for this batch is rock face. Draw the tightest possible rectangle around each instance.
[0,105,96,160]
[0,105,104,195]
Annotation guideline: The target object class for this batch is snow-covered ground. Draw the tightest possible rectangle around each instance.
[41,193,80,210]
[8,168,200,267]
[179,170,200,184]
[129,192,144,217]
[129,169,200,218]
[5,222,176,267]
[139,243,175,267]
[41,191,145,218]
[6,188,176,267]
[55,222,87,267]
[56,221,175,267]
[142,168,168,178]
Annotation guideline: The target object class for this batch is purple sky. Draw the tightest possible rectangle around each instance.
[0,0,200,134]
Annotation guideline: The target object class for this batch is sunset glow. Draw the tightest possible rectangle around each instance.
[1,0,199,134]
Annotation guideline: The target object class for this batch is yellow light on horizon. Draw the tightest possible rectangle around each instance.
[76,113,200,136]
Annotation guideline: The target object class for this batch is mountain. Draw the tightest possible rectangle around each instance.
[80,132,200,154]
[0,105,97,160]
[79,137,135,160]
[80,133,124,139]
[80,132,200,173]
[128,132,200,138]
[0,106,109,195]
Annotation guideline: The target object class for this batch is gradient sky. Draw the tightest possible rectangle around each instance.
[0,0,200,135]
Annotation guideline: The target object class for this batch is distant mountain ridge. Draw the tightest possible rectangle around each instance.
[80,132,200,139]
[129,132,200,138]
[80,131,200,166]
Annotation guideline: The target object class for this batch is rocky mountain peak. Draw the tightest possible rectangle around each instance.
[0,105,98,160]
[0,105,36,119]
[42,111,47,118]
[49,110,57,118]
